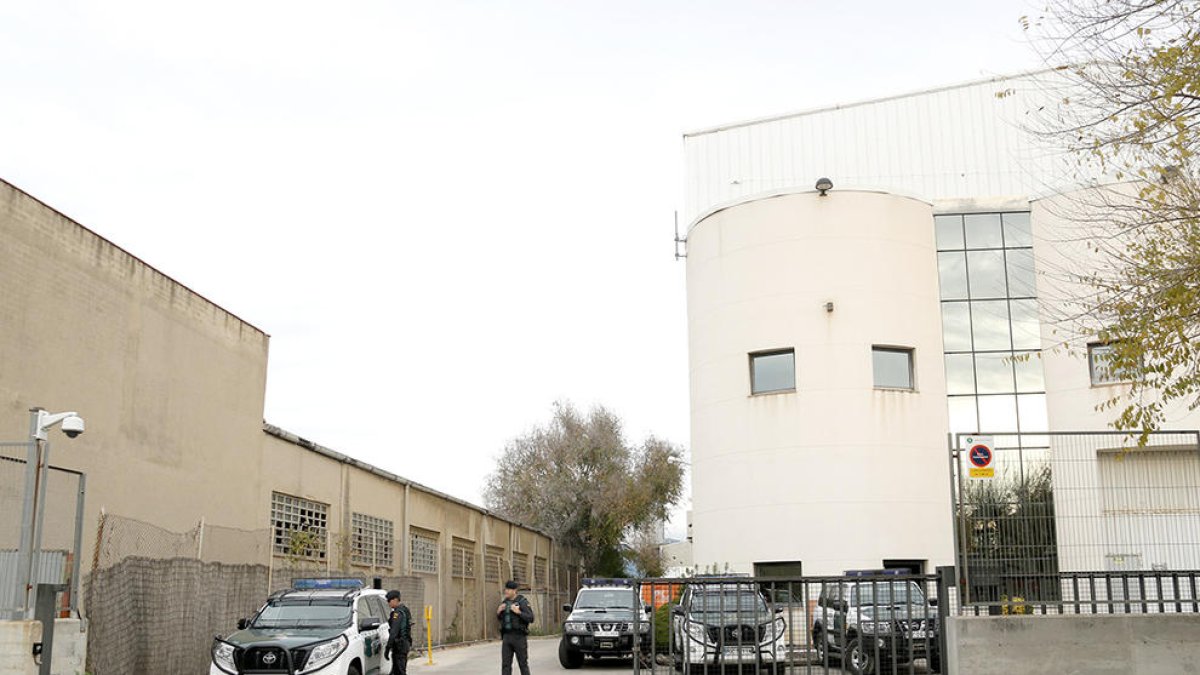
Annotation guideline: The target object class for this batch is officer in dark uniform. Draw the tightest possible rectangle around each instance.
[497,580,534,675]
[385,590,412,675]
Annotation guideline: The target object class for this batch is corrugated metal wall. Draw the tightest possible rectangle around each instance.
[683,71,1079,224]
[0,549,69,611]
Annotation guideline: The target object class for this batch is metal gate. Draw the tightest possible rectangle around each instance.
[949,430,1200,613]
[617,574,950,674]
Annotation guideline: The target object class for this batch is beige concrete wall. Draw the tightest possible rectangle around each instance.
[947,614,1200,674]
[0,619,85,675]
[686,190,955,575]
[0,180,270,562]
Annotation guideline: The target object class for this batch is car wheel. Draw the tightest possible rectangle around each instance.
[347,665,362,675]
[845,636,876,675]
[813,627,835,665]
[928,649,942,674]
[558,640,584,669]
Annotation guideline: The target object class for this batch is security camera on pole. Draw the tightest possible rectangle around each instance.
[12,407,85,619]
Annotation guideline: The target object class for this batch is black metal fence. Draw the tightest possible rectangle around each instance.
[956,569,1200,616]
[616,574,950,675]
[950,430,1200,609]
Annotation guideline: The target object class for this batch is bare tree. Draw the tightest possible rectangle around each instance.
[483,401,685,576]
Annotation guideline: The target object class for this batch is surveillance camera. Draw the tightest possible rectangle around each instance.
[61,415,85,439]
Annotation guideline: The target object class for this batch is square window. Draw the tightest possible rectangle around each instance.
[947,396,979,434]
[978,394,1019,432]
[1002,212,1034,247]
[351,512,395,568]
[750,349,795,394]
[452,539,476,578]
[410,530,439,574]
[941,303,973,352]
[872,347,914,390]
[967,250,1008,299]
[1089,343,1136,385]
[964,213,1004,249]
[974,353,1016,394]
[1013,351,1045,393]
[1005,248,1037,298]
[1009,300,1042,350]
[970,301,1012,351]
[944,354,976,395]
[271,492,328,560]
[935,214,965,251]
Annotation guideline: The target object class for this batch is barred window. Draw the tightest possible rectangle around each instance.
[452,539,476,578]
[486,546,504,582]
[351,512,394,568]
[512,552,529,585]
[410,530,439,574]
[271,492,328,560]
[534,556,548,588]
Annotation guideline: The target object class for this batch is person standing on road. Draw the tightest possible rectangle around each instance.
[386,590,413,675]
[497,580,534,675]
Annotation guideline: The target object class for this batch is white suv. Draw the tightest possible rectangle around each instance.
[211,579,397,675]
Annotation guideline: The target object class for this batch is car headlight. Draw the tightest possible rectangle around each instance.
[861,621,892,635]
[638,622,650,633]
[685,621,709,644]
[565,622,588,634]
[300,635,348,673]
[759,618,785,644]
[211,640,237,675]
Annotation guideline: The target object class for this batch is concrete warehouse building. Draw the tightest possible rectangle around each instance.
[680,70,1200,577]
[0,177,581,655]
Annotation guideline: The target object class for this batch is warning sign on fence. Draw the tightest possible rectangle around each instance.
[963,435,995,480]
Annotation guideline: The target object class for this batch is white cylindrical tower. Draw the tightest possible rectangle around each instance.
[685,189,954,576]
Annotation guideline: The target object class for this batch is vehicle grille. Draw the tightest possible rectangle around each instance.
[706,624,762,643]
[239,646,290,673]
[897,619,932,633]
[587,622,630,632]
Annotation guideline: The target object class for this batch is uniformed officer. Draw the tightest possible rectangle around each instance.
[497,580,534,675]
[385,590,413,675]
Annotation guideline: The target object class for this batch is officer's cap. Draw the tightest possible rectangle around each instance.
[386,590,401,601]
[504,581,519,590]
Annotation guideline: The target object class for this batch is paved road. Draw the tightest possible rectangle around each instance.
[408,637,638,675]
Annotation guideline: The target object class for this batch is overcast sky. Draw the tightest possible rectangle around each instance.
[0,1,1041,538]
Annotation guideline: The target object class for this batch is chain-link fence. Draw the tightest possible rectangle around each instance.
[0,442,85,620]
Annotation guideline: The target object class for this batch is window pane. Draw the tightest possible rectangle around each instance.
[967,250,1008,299]
[945,354,976,395]
[935,214,964,250]
[941,303,972,351]
[964,213,1003,249]
[873,348,914,389]
[938,252,969,300]
[1017,394,1049,432]
[971,301,1012,351]
[948,397,978,434]
[1002,212,1033,247]
[975,353,1016,394]
[978,394,1018,432]
[1013,351,1045,392]
[1006,248,1037,298]
[1088,343,1136,384]
[1010,299,1042,350]
[751,351,795,393]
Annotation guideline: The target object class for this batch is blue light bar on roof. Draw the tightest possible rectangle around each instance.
[843,569,904,577]
[582,578,632,587]
[293,578,365,590]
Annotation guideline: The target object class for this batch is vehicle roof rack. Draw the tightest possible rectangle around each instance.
[582,578,633,587]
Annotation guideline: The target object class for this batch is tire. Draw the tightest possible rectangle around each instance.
[928,649,942,674]
[348,665,362,675]
[558,640,584,669]
[813,627,836,665]
[845,636,877,675]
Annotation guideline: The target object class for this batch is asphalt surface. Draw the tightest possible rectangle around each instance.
[407,637,640,674]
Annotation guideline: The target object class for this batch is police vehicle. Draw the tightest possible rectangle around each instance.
[811,570,941,675]
[669,578,788,673]
[558,578,653,669]
[211,578,397,675]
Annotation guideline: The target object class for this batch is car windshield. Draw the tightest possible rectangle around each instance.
[694,592,767,613]
[253,602,353,628]
[851,581,927,607]
[575,589,633,609]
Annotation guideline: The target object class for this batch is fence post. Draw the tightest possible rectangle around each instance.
[936,565,954,672]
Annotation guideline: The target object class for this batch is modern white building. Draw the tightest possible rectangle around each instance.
[681,71,1200,578]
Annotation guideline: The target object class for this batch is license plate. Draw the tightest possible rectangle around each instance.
[595,630,619,638]
[599,641,615,649]
[724,647,757,661]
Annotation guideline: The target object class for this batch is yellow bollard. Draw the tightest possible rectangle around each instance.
[425,605,434,665]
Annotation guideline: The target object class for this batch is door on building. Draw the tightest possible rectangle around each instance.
[882,559,926,575]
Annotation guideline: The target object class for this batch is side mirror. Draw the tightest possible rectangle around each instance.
[236,619,250,631]
[562,604,573,613]
[645,605,653,614]
[359,619,382,633]
[774,606,784,614]
[671,606,684,616]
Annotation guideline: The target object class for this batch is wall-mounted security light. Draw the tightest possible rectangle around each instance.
[815,177,833,196]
